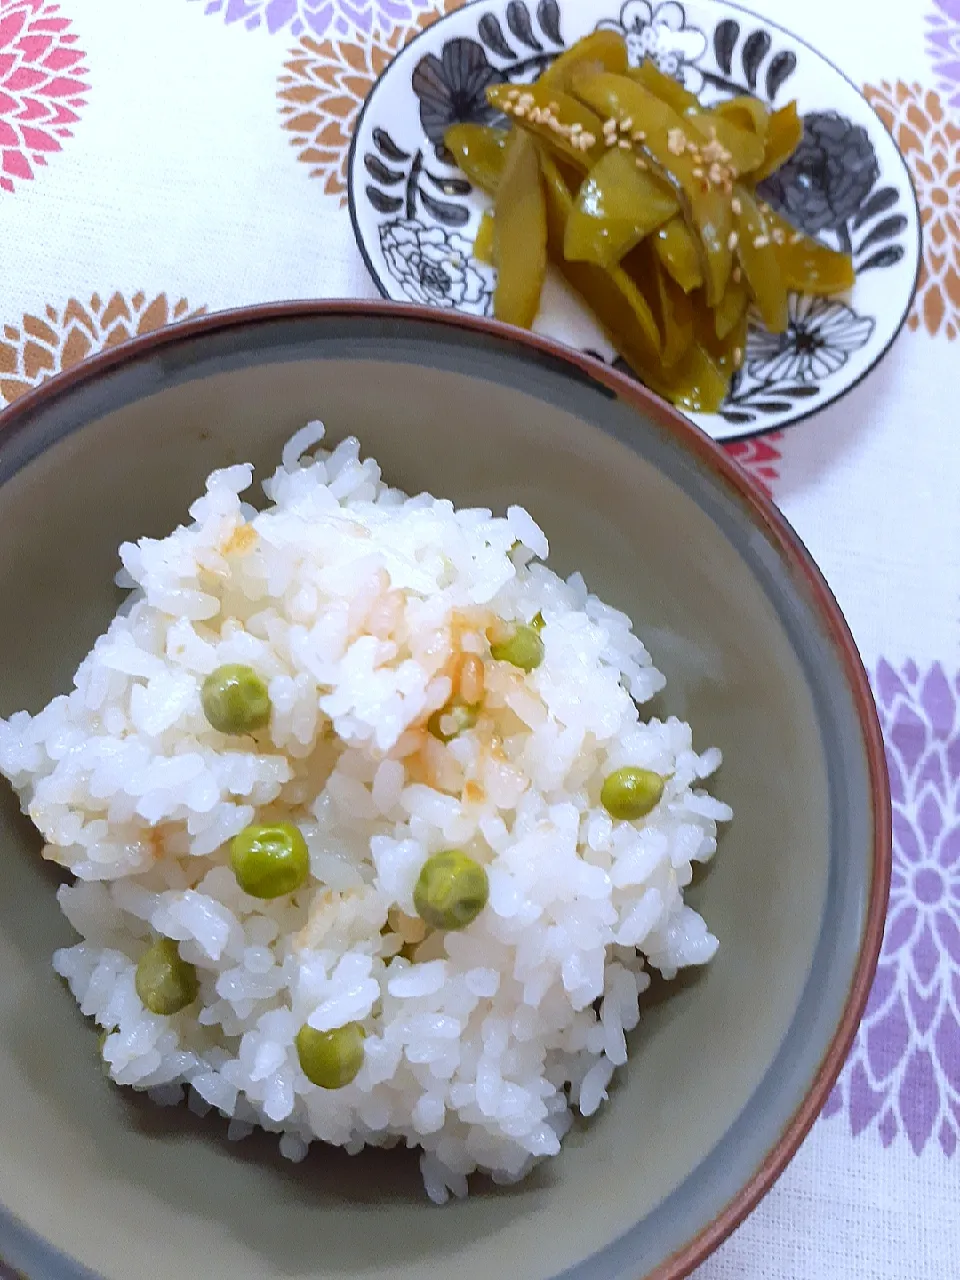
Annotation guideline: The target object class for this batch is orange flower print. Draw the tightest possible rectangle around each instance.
[277,0,462,204]
[864,81,960,340]
[0,292,206,405]
[0,0,89,194]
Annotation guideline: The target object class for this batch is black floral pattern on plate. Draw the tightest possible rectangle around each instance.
[758,113,878,241]
[412,38,505,163]
[718,295,876,425]
[703,12,797,99]
[364,127,472,227]
[379,218,494,314]
[745,295,875,383]
[585,295,876,427]
[598,1,708,92]
[475,0,566,77]
[755,112,908,268]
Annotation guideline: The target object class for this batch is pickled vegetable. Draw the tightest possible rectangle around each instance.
[713,272,749,340]
[493,130,547,328]
[714,95,770,142]
[628,57,700,115]
[766,208,856,293]
[541,29,628,91]
[733,185,788,332]
[571,72,734,305]
[753,101,803,182]
[487,82,605,172]
[440,30,854,417]
[564,147,677,267]
[623,243,693,367]
[696,300,748,378]
[653,216,703,292]
[444,123,507,196]
[539,149,660,363]
[688,112,765,175]
[473,210,496,265]
[630,60,764,172]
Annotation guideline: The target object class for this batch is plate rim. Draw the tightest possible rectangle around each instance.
[345,0,923,444]
[0,298,891,1280]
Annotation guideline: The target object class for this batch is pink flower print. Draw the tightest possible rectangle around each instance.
[824,661,960,1157]
[0,0,88,194]
[722,432,782,498]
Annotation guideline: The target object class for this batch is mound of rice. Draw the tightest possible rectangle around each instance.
[0,423,730,1202]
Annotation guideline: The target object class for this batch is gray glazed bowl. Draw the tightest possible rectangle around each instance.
[0,303,889,1280]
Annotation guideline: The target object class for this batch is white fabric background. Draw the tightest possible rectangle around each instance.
[0,0,956,1275]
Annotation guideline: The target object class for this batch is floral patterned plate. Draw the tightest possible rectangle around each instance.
[347,0,922,441]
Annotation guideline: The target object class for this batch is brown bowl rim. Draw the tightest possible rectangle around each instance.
[0,299,892,1280]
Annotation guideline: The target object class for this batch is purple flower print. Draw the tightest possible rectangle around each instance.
[191,0,430,39]
[927,0,960,113]
[824,661,960,1157]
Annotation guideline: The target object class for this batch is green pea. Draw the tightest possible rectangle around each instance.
[201,664,271,735]
[427,700,478,743]
[296,1021,365,1089]
[231,822,310,899]
[135,937,200,1015]
[600,767,665,821]
[490,624,544,672]
[413,850,489,931]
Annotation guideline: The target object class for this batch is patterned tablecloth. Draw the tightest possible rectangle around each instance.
[0,0,957,1275]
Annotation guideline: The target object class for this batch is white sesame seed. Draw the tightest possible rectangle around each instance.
[727,230,738,251]
[731,196,742,215]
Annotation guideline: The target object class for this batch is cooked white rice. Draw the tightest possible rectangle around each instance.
[0,423,730,1202]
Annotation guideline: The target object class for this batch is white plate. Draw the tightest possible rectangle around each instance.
[348,0,921,441]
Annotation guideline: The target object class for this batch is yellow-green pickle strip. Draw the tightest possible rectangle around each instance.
[564,147,678,267]
[493,130,547,328]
